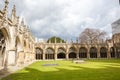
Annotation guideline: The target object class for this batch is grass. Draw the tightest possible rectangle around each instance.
[1,59,120,80]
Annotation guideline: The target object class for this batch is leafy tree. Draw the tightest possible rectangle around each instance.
[47,36,65,43]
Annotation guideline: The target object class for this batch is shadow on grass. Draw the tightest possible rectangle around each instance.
[1,63,120,80]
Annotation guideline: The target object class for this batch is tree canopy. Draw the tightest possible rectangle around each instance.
[47,36,65,43]
[79,28,107,44]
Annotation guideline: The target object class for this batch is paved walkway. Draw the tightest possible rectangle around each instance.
[0,60,36,79]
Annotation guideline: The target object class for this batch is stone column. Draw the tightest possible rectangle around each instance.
[97,48,100,58]
[107,48,111,59]
[87,48,90,59]
[54,53,57,60]
[42,50,45,60]
[66,53,69,60]
[77,52,79,60]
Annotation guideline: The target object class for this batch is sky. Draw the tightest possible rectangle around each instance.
[0,0,120,42]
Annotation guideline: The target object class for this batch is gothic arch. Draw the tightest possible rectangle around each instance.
[0,28,10,67]
[79,47,87,58]
[90,47,97,58]
[36,47,43,60]
[100,47,107,58]
[57,47,66,59]
[68,47,77,59]
[45,47,55,59]
[110,47,115,58]
[15,36,23,64]
[15,36,23,53]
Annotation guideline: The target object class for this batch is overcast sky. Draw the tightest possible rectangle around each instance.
[0,0,120,41]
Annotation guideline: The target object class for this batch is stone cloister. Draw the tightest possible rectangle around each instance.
[0,0,120,70]
[35,42,116,60]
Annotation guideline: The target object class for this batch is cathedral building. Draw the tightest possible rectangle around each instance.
[0,0,35,69]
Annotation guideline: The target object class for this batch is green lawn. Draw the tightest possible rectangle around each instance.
[1,59,120,80]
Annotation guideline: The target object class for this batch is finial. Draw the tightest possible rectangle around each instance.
[21,18,25,26]
[76,37,78,43]
[2,0,9,20]
[12,5,16,15]
[3,0,9,11]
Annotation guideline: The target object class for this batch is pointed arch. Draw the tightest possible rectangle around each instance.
[0,28,10,67]
[90,47,97,58]
[57,47,66,59]
[79,47,87,58]
[68,47,77,59]
[45,47,55,59]
[100,47,107,58]
[110,47,115,58]
[36,47,43,60]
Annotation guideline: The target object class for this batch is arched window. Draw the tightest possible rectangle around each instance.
[90,47,97,58]
[57,48,66,59]
[36,48,43,60]
[79,47,87,58]
[69,47,77,59]
[45,48,54,59]
[0,30,6,67]
[100,47,107,58]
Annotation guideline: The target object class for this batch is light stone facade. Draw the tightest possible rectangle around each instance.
[0,0,35,69]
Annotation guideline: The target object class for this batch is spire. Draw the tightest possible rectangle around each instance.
[3,0,9,20]
[3,0,9,12]
[76,37,78,43]
[21,18,25,26]
[12,5,16,17]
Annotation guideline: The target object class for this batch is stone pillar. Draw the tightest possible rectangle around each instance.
[43,50,45,60]
[77,52,79,59]
[54,49,57,60]
[54,53,57,60]
[97,48,100,58]
[107,48,111,59]
[66,53,69,60]
[87,48,90,59]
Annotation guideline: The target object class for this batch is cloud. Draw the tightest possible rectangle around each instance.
[0,0,120,41]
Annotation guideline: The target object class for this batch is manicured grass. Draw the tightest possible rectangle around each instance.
[1,59,120,80]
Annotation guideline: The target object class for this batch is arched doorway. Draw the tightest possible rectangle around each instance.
[45,48,54,59]
[116,47,120,58]
[0,30,6,67]
[15,37,23,64]
[90,47,97,58]
[57,48,66,59]
[36,48,43,60]
[57,53,65,59]
[100,47,107,58]
[69,47,77,59]
[79,47,87,58]
[110,47,115,58]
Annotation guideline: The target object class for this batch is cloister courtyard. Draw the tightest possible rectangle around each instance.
[1,59,120,80]
[0,0,120,80]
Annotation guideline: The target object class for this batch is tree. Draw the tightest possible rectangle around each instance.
[47,36,65,43]
[79,28,107,44]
